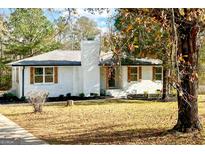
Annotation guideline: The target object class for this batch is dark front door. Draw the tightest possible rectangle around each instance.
[108,68,116,88]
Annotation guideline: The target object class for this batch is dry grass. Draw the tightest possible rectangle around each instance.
[0,99,205,144]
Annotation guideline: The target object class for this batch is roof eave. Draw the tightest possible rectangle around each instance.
[11,63,82,67]
[99,63,162,66]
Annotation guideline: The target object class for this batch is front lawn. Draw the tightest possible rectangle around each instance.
[0,99,204,144]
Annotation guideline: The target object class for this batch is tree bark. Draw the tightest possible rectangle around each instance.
[173,22,203,132]
[162,68,170,101]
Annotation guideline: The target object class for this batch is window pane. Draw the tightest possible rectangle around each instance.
[130,67,137,73]
[45,67,53,75]
[35,76,43,83]
[130,67,138,81]
[131,75,138,81]
[156,67,162,73]
[156,74,162,80]
[45,76,53,83]
[35,68,43,75]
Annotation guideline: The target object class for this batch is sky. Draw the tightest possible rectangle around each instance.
[0,8,115,33]
[74,9,115,33]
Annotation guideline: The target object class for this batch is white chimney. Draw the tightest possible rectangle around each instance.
[81,40,100,96]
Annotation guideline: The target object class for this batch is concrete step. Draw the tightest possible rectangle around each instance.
[106,89,127,98]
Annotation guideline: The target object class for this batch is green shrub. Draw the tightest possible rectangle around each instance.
[79,93,85,97]
[20,96,26,102]
[90,93,98,97]
[58,95,65,100]
[100,89,106,96]
[3,92,15,99]
[66,93,71,98]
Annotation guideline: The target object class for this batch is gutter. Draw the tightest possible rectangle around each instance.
[11,64,82,67]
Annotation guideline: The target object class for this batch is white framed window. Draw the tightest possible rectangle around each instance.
[130,66,138,81]
[155,66,162,80]
[34,67,54,84]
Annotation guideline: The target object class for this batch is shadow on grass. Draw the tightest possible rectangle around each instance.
[45,99,173,107]
[4,112,34,117]
[43,126,198,145]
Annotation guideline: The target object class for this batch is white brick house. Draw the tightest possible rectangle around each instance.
[8,40,163,98]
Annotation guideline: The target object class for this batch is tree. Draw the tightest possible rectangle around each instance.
[74,16,101,40]
[114,8,205,132]
[0,15,11,90]
[6,8,60,59]
[58,16,101,50]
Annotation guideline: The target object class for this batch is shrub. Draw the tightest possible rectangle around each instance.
[20,96,26,102]
[143,91,148,98]
[58,95,65,101]
[27,90,49,113]
[100,89,106,96]
[90,93,98,97]
[66,93,71,98]
[3,92,15,98]
[3,92,16,101]
[156,89,162,97]
[79,93,85,97]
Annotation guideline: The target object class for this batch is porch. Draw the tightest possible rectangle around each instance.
[100,65,163,98]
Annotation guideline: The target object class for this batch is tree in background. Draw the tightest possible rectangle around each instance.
[6,8,60,59]
[198,38,205,86]
[74,16,100,40]
[0,8,102,90]
[58,16,101,50]
[0,8,61,90]
[0,15,11,90]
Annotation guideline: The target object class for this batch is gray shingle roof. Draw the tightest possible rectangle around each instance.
[99,52,162,66]
[9,50,162,67]
[9,50,81,66]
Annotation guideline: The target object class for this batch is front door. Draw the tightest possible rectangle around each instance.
[108,67,116,88]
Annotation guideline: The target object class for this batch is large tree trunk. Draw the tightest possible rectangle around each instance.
[173,22,203,132]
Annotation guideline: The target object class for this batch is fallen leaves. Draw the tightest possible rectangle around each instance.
[0,99,204,144]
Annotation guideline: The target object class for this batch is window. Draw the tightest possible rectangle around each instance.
[34,67,54,84]
[130,67,138,81]
[45,67,54,83]
[155,67,162,80]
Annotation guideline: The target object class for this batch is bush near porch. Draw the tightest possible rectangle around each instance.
[0,99,204,144]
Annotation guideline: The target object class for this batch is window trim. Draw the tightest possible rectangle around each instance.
[155,66,163,81]
[33,66,54,84]
[129,66,139,82]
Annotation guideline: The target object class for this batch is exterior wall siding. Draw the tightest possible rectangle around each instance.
[23,66,75,97]
[100,67,106,90]
[11,67,21,98]
[121,66,163,94]
[12,41,101,98]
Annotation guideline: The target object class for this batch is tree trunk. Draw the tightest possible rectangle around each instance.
[173,23,203,132]
[162,67,170,101]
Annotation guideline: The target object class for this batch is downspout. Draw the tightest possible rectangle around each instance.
[22,66,25,98]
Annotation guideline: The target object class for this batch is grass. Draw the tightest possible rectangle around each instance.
[0,99,205,144]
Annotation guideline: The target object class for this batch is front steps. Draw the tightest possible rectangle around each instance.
[106,89,127,98]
